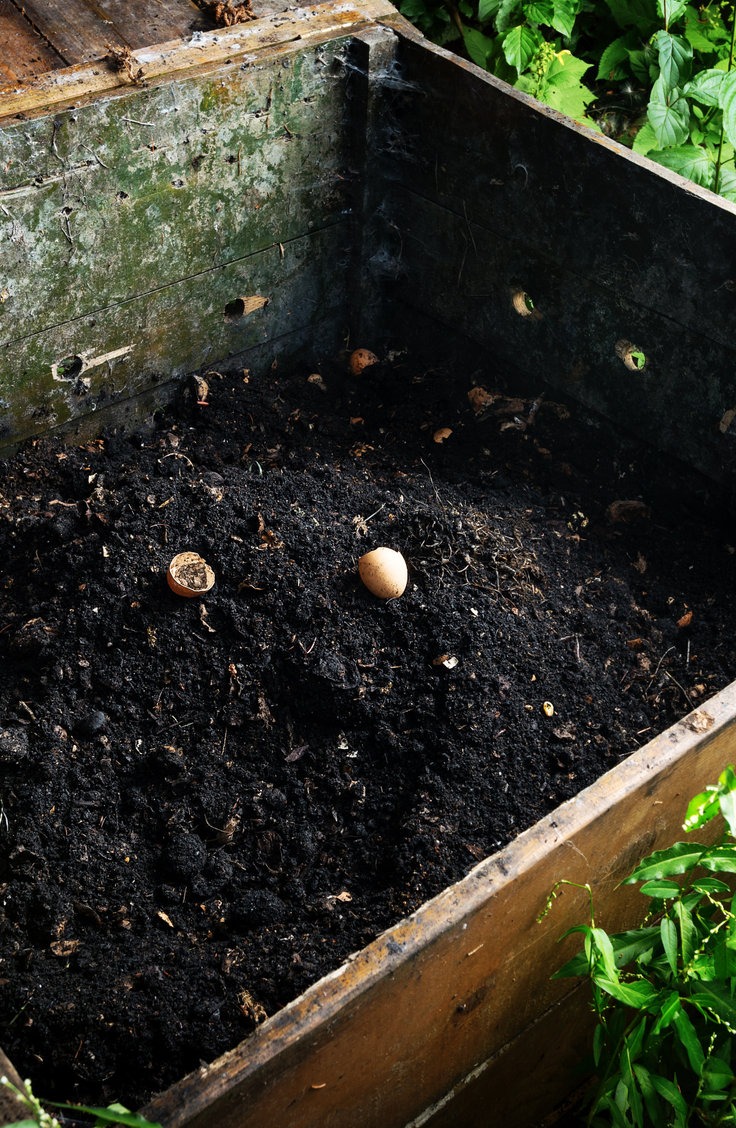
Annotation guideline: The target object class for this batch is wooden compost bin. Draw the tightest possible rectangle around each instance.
[3,1,736,1125]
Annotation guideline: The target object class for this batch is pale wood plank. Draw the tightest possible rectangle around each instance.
[0,0,398,120]
[7,0,127,64]
[93,0,202,49]
[0,0,64,80]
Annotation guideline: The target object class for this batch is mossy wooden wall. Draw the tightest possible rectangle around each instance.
[0,20,365,445]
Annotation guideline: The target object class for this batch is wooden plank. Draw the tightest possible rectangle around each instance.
[92,0,202,49]
[143,686,736,1128]
[0,0,398,120]
[0,0,64,82]
[0,35,355,343]
[0,221,350,446]
[6,0,128,64]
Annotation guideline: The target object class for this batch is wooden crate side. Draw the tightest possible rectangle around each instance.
[143,686,736,1128]
[360,30,736,485]
[0,21,374,444]
[0,222,350,445]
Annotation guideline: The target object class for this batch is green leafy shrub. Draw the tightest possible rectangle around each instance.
[398,0,736,200]
[540,765,736,1126]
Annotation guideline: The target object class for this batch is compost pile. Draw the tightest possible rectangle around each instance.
[1,352,735,1109]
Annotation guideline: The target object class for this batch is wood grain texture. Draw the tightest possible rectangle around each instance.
[6,0,128,63]
[0,0,64,81]
[0,0,398,120]
[93,0,202,49]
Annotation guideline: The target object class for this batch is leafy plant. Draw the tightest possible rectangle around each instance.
[398,0,736,200]
[540,765,736,1126]
[0,1076,161,1128]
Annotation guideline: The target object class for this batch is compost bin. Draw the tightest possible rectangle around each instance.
[3,0,736,1125]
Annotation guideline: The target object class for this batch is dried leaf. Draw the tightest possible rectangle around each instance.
[677,610,693,629]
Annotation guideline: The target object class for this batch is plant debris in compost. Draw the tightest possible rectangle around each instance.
[1,353,735,1108]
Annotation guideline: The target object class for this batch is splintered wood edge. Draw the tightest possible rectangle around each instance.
[0,0,400,122]
[143,680,736,1128]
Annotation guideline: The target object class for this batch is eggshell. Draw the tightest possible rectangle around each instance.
[167,551,215,598]
[348,348,379,377]
[358,547,408,600]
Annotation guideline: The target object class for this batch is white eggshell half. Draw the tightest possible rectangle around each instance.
[358,547,408,599]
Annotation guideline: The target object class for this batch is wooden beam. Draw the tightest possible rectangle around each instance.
[92,0,203,50]
[5,0,128,64]
[0,0,398,121]
[0,0,64,81]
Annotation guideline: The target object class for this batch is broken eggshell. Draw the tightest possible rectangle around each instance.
[166,551,216,598]
[348,348,380,377]
[358,547,408,600]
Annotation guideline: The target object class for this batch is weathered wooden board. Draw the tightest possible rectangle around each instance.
[7,0,130,63]
[1,220,350,443]
[0,0,64,82]
[143,687,736,1128]
[0,0,397,120]
[90,0,203,51]
[0,17,379,444]
[361,26,736,486]
[1,41,353,336]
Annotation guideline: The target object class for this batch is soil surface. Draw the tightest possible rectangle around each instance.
[1,351,735,1112]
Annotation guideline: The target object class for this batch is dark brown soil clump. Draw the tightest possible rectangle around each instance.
[1,353,734,1109]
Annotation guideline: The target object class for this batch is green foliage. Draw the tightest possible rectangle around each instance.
[541,765,736,1126]
[397,0,736,200]
[0,1077,161,1128]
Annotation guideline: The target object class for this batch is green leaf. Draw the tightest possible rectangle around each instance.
[502,24,542,72]
[497,0,523,32]
[0,1122,39,1128]
[656,0,687,29]
[661,916,678,976]
[633,120,658,154]
[673,1008,706,1073]
[692,877,732,896]
[720,75,736,151]
[462,27,498,68]
[597,36,632,81]
[684,6,729,53]
[597,976,661,1010]
[650,1072,689,1120]
[684,68,726,109]
[625,841,711,883]
[478,0,503,20]
[640,878,682,899]
[652,30,692,91]
[550,0,578,39]
[689,981,736,1030]
[716,166,736,203]
[605,0,657,34]
[651,144,715,187]
[673,900,696,964]
[523,0,555,24]
[653,988,681,1031]
[702,1056,735,1093]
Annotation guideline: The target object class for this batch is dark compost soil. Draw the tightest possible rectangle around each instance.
[1,352,735,1111]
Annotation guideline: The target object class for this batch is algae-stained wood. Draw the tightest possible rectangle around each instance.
[1,223,351,441]
[367,30,736,485]
[144,689,736,1128]
[0,25,365,443]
